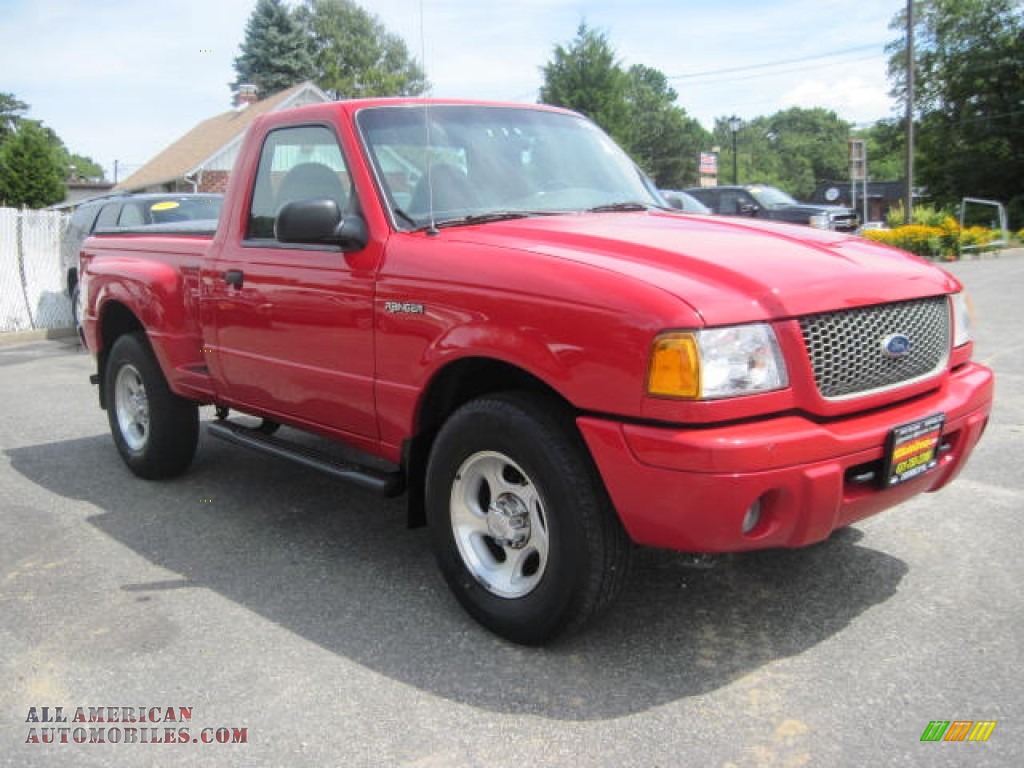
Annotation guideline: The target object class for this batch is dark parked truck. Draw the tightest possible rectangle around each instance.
[80,99,993,644]
[685,184,859,231]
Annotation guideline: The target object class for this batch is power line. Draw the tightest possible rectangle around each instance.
[668,43,886,81]
[677,54,884,89]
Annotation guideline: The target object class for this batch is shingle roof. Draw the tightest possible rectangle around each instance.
[117,82,326,191]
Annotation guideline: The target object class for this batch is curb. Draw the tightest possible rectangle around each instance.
[0,327,79,346]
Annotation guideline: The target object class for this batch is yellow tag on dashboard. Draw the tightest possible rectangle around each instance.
[150,201,180,211]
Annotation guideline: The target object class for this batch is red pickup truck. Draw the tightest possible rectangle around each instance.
[80,99,994,644]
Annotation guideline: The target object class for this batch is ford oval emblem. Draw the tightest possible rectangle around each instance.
[882,333,912,358]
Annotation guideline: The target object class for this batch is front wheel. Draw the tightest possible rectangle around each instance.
[426,393,632,644]
[105,332,198,479]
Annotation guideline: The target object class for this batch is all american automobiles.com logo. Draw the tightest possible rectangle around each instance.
[24,706,247,746]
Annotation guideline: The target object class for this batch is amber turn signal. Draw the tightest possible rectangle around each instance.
[647,332,701,398]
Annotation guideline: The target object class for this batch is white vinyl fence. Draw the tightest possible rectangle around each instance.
[0,207,72,332]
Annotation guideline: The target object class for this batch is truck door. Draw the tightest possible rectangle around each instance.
[207,123,380,439]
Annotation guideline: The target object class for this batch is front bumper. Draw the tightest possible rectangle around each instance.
[578,363,993,553]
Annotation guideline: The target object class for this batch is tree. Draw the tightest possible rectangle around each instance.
[1,91,28,143]
[297,0,428,98]
[0,120,65,207]
[539,22,629,142]
[232,0,315,99]
[63,152,105,181]
[621,65,709,188]
[887,0,1024,224]
[716,108,852,199]
[859,119,904,182]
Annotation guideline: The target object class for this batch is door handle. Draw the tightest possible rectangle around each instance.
[224,269,244,288]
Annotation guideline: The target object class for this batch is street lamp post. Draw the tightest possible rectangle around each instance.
[728,116,742,185]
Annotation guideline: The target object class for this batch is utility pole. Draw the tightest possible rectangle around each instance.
[904,0,915,224]
[729,116,741,185]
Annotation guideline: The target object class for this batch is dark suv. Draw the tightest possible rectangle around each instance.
[683,184,858,232]
[62,193,223,325]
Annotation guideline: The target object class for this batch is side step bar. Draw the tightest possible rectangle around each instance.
[207,420,404,497]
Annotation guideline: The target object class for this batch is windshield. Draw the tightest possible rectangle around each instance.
[357,105,662,229]
[747,186,798,207]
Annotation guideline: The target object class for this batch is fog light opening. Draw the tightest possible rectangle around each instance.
[741,499,762,535]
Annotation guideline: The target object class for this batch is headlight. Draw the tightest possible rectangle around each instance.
[647,323,789,399]
[809,213,831,230]
[951,291,973,347]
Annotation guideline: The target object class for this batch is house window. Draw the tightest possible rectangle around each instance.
[246,124,352,241]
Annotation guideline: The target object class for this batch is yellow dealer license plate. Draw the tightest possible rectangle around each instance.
[884,413,945,487]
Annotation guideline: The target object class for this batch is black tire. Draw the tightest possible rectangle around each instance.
[70,283,81,330]
[105,332,199,479]
[426,393,632,645]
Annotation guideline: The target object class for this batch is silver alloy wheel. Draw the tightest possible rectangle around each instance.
[114,363,149,452]
[450,450,549,598]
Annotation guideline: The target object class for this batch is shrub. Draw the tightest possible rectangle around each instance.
[862,220,998,260]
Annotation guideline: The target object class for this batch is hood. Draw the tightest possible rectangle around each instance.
[442,211,958,326]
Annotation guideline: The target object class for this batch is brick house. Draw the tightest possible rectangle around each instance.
[117,81,329,194]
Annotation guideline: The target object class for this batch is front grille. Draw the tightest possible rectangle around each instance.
[831,215,859,232]
[798,296,950,400]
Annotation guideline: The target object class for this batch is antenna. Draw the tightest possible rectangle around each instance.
[420,0,438,235]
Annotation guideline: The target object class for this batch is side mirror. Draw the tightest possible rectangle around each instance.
[275,199,368,252]
[738,202,760,216]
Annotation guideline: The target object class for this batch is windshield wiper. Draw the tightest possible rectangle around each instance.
[585,202,652,213]
[433,211,557,229]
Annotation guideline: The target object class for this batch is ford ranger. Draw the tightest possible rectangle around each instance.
[79,99,993,644]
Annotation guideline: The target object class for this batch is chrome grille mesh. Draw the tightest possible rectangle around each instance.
[798,296,950,400]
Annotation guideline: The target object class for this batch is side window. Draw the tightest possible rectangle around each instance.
[72,203,103,235]
[247,124,352,241]
[95,203,121,229]
[117,203,144,227]
[718,191,740,215]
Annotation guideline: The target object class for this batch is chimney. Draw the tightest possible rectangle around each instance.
[234,84,259,108]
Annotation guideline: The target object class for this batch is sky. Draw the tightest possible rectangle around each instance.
[1,0,905,183]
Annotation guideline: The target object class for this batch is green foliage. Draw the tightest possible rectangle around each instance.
[63,152,104,181]
[1,91,28,143]
[715,108,852,199]
[0,120,65,208]
[540,23,710,188]
[620,65,710,188]
[232,0,315,97]
[859,119,904,182]
[887,0,1024,227]
[297,0,428,98]
[885,202,950,228]
[539,22,629,140]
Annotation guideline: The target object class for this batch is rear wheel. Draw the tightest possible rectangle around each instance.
[105,332,198,479]
[70,283,81,329]
[426,393,632,644]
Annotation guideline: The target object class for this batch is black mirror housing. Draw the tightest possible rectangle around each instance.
[276,199,368,251]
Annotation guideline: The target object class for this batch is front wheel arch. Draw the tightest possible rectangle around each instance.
[406,357,573,529]
[425,391,632,644]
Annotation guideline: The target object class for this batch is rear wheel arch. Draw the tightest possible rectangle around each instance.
[95,300,145,409]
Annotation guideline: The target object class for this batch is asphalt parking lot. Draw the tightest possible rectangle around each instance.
[2,252,1021,768]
